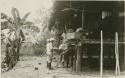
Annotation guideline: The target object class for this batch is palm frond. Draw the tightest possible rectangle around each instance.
[23,21,33,26]
[1,13,14,24]
[11,8,21,22]
[1,13,7,19]
[21,12,30,22]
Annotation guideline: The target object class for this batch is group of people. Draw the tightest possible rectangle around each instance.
[45,38,68,73]
[46,37,76,73]
[45,28,83,73]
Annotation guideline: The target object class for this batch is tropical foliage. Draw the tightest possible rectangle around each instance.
[1,8,35,71]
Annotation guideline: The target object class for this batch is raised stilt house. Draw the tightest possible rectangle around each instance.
[50,1,125,74]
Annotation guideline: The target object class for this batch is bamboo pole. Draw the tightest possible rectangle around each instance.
[100,30,103,77]
[69,0,71,8]
[82,9,84,30]
[116,32,120,75]
[124,16,125,71]
[115,38,118,75]
[115,32,120,75]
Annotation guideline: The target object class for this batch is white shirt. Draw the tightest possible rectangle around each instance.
[59,43,68,50]
[46,42,53,55]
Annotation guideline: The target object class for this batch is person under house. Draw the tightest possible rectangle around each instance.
[58,40,68,67]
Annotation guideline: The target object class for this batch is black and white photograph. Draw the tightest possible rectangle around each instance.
[0,0,125,78]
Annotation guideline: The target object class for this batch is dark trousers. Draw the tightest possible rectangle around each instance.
[47,62,51,69]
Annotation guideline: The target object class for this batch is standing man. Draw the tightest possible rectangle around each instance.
[58,40,68,67]
[46,38,55,73]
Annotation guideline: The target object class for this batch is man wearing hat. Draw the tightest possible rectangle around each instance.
[46,38,55,73]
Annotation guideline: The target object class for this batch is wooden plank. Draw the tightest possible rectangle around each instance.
[67,39,125,44]
[82,40,125,44]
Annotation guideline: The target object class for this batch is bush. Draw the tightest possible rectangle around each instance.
[20,43,34,56]
[33,39,46,55]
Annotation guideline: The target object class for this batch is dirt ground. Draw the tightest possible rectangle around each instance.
[2,56,125,78]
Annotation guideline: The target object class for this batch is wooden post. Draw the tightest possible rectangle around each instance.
[0,21,0,75]
[73,46,77,71]
[124,18,125,71]
[73,56,76,71]
[115,37,118,75]
[120,16,125,71]
[116,32,120,75]
[115,32,120,75]
[76,44,81,72]
[82,9,84,30]
[69,0,71,8]
[69,56,72,67]
[100,30,103,77]
[124,14,125,71]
